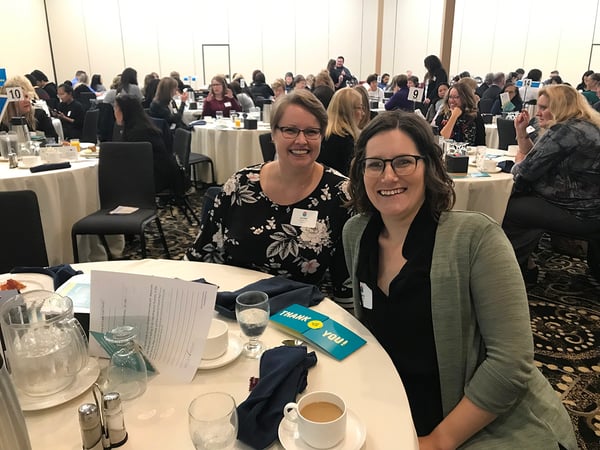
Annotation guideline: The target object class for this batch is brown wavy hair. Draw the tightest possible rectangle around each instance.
[348,111,455,219]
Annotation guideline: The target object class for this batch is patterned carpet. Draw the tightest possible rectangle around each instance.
[128,188,600,449]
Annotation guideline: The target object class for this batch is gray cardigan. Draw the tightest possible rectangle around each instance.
[343,210,577,449]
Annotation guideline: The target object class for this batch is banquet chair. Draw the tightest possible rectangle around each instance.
[0,190,48,273]
[188,128,216,188]
[496,117,517,150]
[478,98,494,114]
[78,92,96,112]
[97,102,115,142]
[81,109,99,144]
[259,132,276,162]
[71,142,171,262]
[156,128,200,225]
[148,117,173,153]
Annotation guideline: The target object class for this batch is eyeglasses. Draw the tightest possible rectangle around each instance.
[210,83,222,87]
[448,95,460,100]
[361,155,424,177]
[276,126,321,140]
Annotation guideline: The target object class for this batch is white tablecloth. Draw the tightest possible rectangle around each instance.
[22,259,419,450]
[0,159,122,265]
[485,123,498,149]
[191,123,271,184]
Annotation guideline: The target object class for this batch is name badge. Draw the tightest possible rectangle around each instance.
[290,208,318,228]
[224,102,231,108]
[359,282,373,310]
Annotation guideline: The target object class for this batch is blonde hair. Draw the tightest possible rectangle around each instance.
[314,70,334,90]
[325,88,361,140]
[0,76,37,130]
[538,84,600,128]
[353,85,370,128]
[271,78,285,92]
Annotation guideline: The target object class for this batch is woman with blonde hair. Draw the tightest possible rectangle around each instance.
[317,88,363,175]
[503,84,600,283]
[0,75,58,140]
[353,85,370,128]
[271,78,286,100]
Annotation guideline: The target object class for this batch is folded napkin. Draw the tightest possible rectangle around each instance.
[497,159,515,173]
[214,276,324,319]
[29,162,71,173]
[11,264,83,290]
[237,346,318,449]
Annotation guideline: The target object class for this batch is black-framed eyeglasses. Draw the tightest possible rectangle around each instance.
[276,126,321,140]
[361,155,425,177]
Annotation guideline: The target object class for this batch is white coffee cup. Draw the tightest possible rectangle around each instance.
[482,159,497,172]
[20,155,39,168]
[202,318,228,360]
[283,391,347,449]
[507,145,519,156]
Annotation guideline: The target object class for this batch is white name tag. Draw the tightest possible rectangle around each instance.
[359,282,373,310]
[224,102,231,108]
[290,208,318,228]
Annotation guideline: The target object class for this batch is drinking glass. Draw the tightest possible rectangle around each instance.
[235,291,269,358]
[104,325,147,400]
[188,392,238,450]
[215,111,224,120]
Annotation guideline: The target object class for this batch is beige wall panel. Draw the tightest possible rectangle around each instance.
[261,1,296,82]
[191,3,230,85]
[228,6,263,82]
[488,0,529,77]
[84,0,123,83]
[380,0,399,76]
[359,0,379,80]
[328,0,363,80]
[295,0,330,77]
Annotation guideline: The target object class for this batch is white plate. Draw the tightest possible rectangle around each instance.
[278,409,366,450]
[481,167,502,173]
[0,273,55,292]
[16,358,100,411]
[79,142,95,149]
[198,334,243,370]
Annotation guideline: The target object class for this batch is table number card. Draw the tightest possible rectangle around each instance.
[6,86,23,102]
[408,87,424,102]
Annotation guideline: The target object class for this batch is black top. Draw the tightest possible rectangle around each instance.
[0,109,58,140]
[425,67,448,104]
[148,100,186,129]
[312,85,334,110]
[250,83,274,100]
[317,133,354,176]
[356,205,443,436]
[57,100,85,139]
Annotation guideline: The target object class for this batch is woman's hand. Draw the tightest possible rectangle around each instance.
[450,107,463,119]
[514,110,530,136]
[181,91,189,103]
[206,92,214,102]
[225,88,234,98]
[418,435,448,450]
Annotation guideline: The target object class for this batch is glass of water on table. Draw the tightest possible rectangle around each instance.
[189,392,238,450]
[235,291,270,358]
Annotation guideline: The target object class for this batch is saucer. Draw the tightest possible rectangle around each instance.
[481,167,502,173]
[198,334,243,370]
[278,409,366,450]
[17,163,36,169]
[16,358,100,411]
[0,273,55,292]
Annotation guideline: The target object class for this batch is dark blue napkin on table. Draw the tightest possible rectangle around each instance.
[214,276,325,319]
[497,160,515,173]
[10,264,83,290]
[237,345,318,449]
[29,162,71,173]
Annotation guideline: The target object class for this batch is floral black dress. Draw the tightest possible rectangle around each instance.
[186,164,353,304]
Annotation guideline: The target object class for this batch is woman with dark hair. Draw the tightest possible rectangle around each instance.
[114,95,182,193]
[423,55,448,107]
[119,67,142,100]
[249,71,274,101]
[490,82,523,115]
[230,80,255,112]
[425,82,449,123]
[284,72,294,93]
[292,74,307,90]
[202,75,240,118]
[435,82,485,145]
[187,89,352,307]
[91,74,106,92]
[55,83,85,139]
[149,77,189,128]
[385,74,413,112]
[343,110,577,449]
[576,69,595,91]
[142,78,160,109]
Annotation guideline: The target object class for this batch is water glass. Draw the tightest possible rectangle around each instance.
[215,111,224,120]
[189,392,238,450]
[235,291,269,359]
[104,326,147,400]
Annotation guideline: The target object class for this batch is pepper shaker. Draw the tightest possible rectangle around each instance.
[78,403,104,450]
[8,152,18,169]
[103,392,128,447]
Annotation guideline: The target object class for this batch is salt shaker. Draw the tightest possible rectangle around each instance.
[8,152,18,169]
[103,392,128,447]
[78,403,105,450]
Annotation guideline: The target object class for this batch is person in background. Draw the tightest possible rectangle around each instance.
[312,70,335,110]
[475,72,493,98]
[317,87,363,176]
[515,68,525,80]
[378,73,390,90]
[73,71,95,98]
[25,74,50,102]
[30,69,58,108]
[103,67,143,106]
[53,83,84,140]
[385,74,413,112]
[292,75,307,91]
[306,74,315,91]
[141,78,160,109]
[0,76,58,141]
[581,72,600,105]
[250,71,275,102]
[230,80,255,113]
[435,81,485,145]
[271,78,286,101]
[423,55,448,107]
[90,74,106,93]
[353,85,371,129]
[330,56,354,90]
[480,72,505,104]
[114,94,183,193]
[425,82,449,123]
[187,89,353,308]
[576,69,594,91]
[202,75,240,118]
[149,77,188,128]
[343,110,577,450]
[365,74,384,105]
[408,76,419,88]
[503,84,600,284]
[284,72,294,93]
[170,71,186,93]
[490,82,523,115]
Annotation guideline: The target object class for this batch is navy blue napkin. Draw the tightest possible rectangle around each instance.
[29,162,71,173]
[237,346,318,449]
[214,276,325,319]
[11,264,83,290]
[497,160,515,173]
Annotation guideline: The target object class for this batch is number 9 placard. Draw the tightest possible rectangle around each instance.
[6,87,23,102]
[408,87,424,102]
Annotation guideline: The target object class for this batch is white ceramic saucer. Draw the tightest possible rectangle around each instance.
[0,273,54,292]
[278,409,367,450]
[481,167,502,173]
[198,334,243,370]
[16,358,100,411]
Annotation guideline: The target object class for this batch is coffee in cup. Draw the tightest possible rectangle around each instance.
[283,391,346,449]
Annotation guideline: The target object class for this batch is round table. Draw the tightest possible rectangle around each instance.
[21,259,419,449]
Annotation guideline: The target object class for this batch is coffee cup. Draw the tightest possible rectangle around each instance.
[283,391,346,449]
[507,145,518,156]
[482,159,497,172]
[202,318,229,360]
[20,155,39,168]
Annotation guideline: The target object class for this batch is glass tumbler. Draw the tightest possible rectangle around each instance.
[104,326,147,400]
[189,392,238,450]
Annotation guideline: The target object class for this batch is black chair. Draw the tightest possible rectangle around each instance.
[188,128,216,187]
[258,132,276,162]
[78,92,96,112]
[157,129,200,225]
[0,190,48,273]
[148,117,173,153]
[496,117,517,150]
[71,142,171,262]
[81,109,99,144]
[97,102,115,142]
[478,98,494,114]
